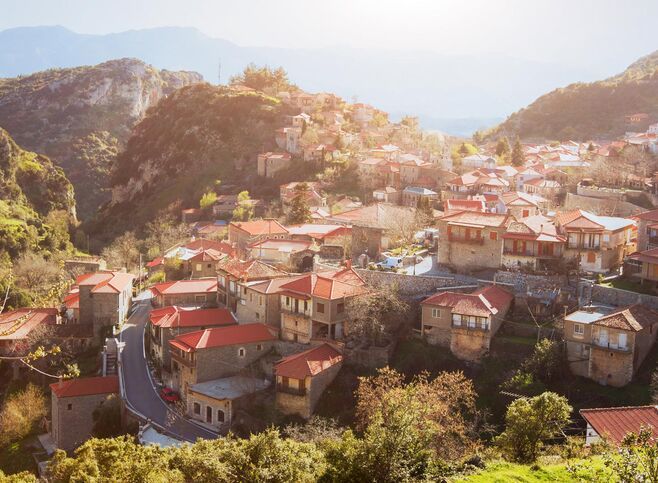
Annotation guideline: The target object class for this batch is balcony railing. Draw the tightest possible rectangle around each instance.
[277,384,306,396]
[281,307,311,317]
[448,234,484,245]
[171,352,195,367]
[567,243,600,251]
[452,322,489,332]
[592,340,630,352]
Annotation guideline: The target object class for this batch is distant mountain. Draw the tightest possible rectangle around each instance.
[483,50,658,142]
[0,26,609,133]
[87,83,286,244]
[0,128,75,258]
[0,58,202,219]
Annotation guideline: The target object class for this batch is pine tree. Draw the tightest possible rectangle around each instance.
[495,137,511,158]
[286,183,312,224]
[511,137,525,166]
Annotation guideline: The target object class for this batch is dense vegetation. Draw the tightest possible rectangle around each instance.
[88,83,289,245]
[482,50,658,141]
[0,59,202,219]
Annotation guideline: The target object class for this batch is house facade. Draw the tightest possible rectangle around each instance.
[501,215,566,271]
[217,258,289,313]
[420,285,514,361]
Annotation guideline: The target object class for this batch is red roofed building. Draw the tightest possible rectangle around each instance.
[148,306,237,372]
[50,376,119,452]
[228,219,289,258]
[277,268,368,343]
[0,308,59,354]
[502,215,566,271]
[76,271,134,340]
[421,285,514,361]
[168,323,277,394]
[444,198,486,215]
[150,278,218,308]
[274,343,343,419]
[581,406,658,445]
[437,211,510,270]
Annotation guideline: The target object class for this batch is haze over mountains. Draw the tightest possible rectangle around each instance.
[0,25,622,136]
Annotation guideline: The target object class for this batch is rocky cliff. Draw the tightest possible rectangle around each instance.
[0,58,203,219]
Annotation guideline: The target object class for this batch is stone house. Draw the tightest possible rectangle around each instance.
[437,211,510,271]
[150,278,218,308]
[277,268,368,343]
[626,247,658,287]
[443,199,486,215]
[554,209,635,273]
[217,258,289,313]
[634,208,658,251]
[274,343,343,419]
[76,271,134,340]
[498,191,546,218]
[564,304,658,387]
[257,152,293,178]
[523,178,562,199]
[420,285,514,361]
[49,376,119,453]
[183,248,226,279]
[0,308,58,356]
[168,323,277,396]
[280,182,327,213]
[212,194,265,219]
[148,306,237,372]
[186,375,270,433]
[373,186,401,204]
[235,276,305,327]
[228,219,289,258]
[501,215,566,271]
[247,239,316,271]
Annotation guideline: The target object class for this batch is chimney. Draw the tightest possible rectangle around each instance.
[345,259,352,269]
[58,376,64,389]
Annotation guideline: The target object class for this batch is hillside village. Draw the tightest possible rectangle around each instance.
[4,62,658,481]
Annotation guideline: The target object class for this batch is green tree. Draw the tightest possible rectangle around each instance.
[0,384,47,447]
[604,427,658,483]
[92,395,123,438]
[346,286,408,346]
[416,196,434,226]
[495,137,511,159]
[199,190,217,211]
[511,137,525,166]
[496,392,572,462]
[229,63,293,94]
[286,183,312,225]
[232,191,254,221]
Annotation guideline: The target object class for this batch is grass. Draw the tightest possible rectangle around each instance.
[455,457,608,482]
[599,278,655,295]
[0,436,39,476]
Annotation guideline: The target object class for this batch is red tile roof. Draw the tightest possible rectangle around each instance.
[149,306,236,329]
[421,285,513,317]
[0,308,58,341]
[50,376,119,398]
[581,406,658,445]
[216,258,288,280]
[184,239,235,256]
[146,257,164,268]
[636,209,658,222]
[444,199,486,213]
[76,271,134,294]
[229,219,288,237]
[169,323,276,352]
[275,343,343,379]
[150,278,218,296]
[277,270,368,300]
[593,304,658,332]
[440,211,509,228]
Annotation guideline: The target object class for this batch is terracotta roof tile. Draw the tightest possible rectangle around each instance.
[593,304,658,332]
[50,376,119,398]
[274,343,343,379]
[581,406,658,445]
[151,278,217,296]
[169,323,276,352]
[150,306,237,329]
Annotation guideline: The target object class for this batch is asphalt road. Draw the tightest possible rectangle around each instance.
[120,294,217,442]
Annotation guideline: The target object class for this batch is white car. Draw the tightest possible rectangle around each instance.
[377,256,403,269]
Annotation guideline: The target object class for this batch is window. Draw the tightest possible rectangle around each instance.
[337,302,345,314]
[489,231,497,240]
[603,234,610,243]
[207,263,212,268]
[304,300,308,311]
[67,403,73,411]
[431,308,441,318]
[573,323,584,337]
[238,348,246,357]
[286,296,290,306]
[259,296,263,306]
[587,251,596,263]
[255,312,260,320]
[217,409,225,423]
[317,302,325,314]
[206,406,212,423]
[195,263,202,271]
[452,313,461,326]
[257,344,263,351]
[194,402,201,415]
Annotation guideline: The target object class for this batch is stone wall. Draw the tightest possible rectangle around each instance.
[344,340,397,369]
[355,269,476,296]
[52,392,117,452]
[588,347,634,387]
[584,283,658,310]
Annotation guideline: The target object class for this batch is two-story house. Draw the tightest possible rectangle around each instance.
[235,275,304,327]
[274,343,343,419]
[634,209,658,251]
[401,186,439,208]
[420,285,514,361]
[217,258,289,313]
[148,306,237,372]
[257,152,293,178]
[498,191,546,219]
[564,304,658,387]
[277,268,368,343]
[76,271,134,340]
[554,210,635,273]
[168,323,277,395]
[437,211,510,271]
[501,215,566,271]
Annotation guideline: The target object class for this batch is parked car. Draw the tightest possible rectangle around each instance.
[160,387,180,403]
[376,256,403,269]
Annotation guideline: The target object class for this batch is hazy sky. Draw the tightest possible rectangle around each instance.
[2,0,658,72]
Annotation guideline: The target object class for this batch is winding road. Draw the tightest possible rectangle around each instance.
[119,293,217,442]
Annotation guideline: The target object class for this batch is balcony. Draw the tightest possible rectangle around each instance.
[452,322,489,332]
[592,340,630,353]
[277,384,306,396]
[281,307,311,318]
[171,351,195,368]
[448,234,484,245]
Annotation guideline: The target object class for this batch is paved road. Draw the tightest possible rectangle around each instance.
[120,294,217,442]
